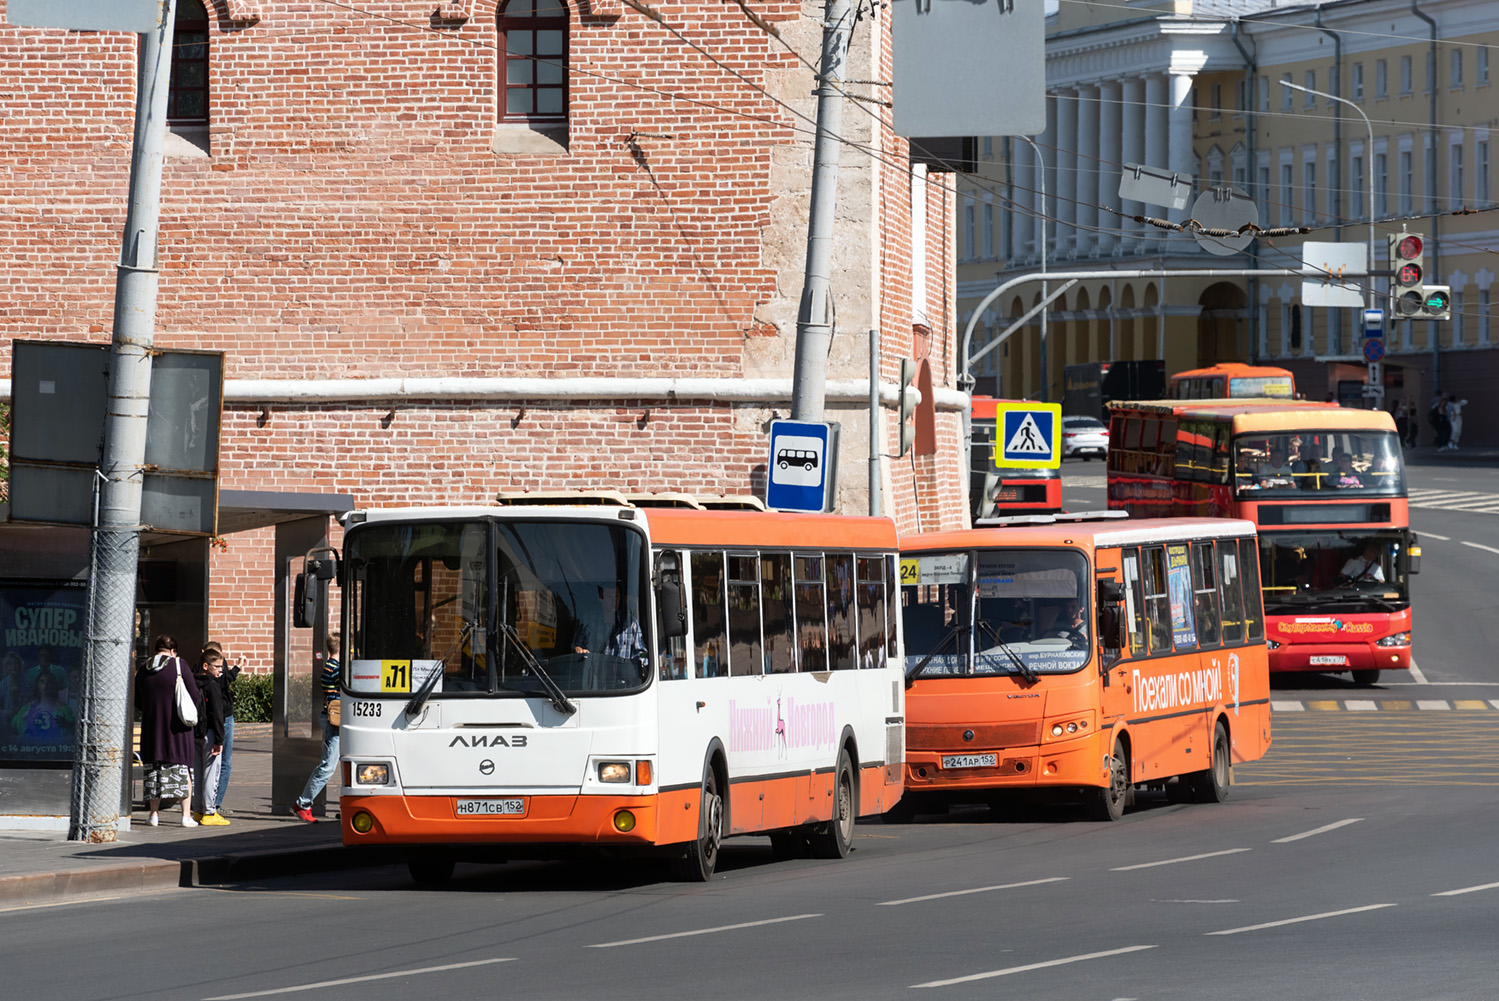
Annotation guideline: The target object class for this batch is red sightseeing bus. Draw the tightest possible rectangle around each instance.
[1105,400,1418,685]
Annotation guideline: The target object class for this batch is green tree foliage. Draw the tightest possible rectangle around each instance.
[233,672,273,723]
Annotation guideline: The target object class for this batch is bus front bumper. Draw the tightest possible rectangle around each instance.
[1267,640,1411,673]
[340,791,687,846]
[903,731,1109,793]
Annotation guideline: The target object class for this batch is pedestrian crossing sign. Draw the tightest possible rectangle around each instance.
[995,402,1061,469]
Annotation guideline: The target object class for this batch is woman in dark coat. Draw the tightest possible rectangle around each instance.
[135,634,202,827]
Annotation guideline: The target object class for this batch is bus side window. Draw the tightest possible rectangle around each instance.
[884,554,899,664]
[857,556,886,670]
[1218,541,1246,644]
[1142,546,1174,655]
[656,549,689,680]
[825,553,856,670]
[1240,537,1265,642]
[691,550,728,678]
[1191,541,1222,648]
[727,553,763,677]
[761,552,796,674]
[795,555,828,672]
[1121,548,1146,657]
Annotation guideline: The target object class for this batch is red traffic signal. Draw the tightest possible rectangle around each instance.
[1395,235,1423,260]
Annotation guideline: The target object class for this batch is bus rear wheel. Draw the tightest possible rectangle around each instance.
[809,750,856,859]
[675,764,723,882]
[1188,721,1231,803]
[1087,737,1129,821]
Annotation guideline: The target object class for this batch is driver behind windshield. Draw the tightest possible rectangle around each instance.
[572,584,648,662]
[1035,598,1087,648]
[1339,541,1386,584]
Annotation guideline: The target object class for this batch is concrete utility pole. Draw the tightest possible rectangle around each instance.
[789,0,854,423]
[70,0,178,842]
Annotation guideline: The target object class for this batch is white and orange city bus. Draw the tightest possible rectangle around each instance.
[1106,400,1418,685]
[898,515,1271,821]
[330,493,904,882]
[1169,363,1295,400]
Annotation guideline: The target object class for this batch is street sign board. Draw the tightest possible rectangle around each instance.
[995,402,1061,470]
[766,420,833,512]
[1363,338,1385,363]
[1363,308,1384,338]
[1361,384,1386,399]
[6,0,162,31]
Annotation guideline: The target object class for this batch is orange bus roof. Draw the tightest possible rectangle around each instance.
[901,516,1257,554]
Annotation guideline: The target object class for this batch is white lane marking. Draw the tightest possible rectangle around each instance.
[1206,903,1397,936]
[1460,541,1499,556]
[1152,899,1239,904]
[1272,700,1306,711]
[1491,700,1499,710]
[1420,533,1452,541]
[1407,659,1428,685]
[587,913,821,948]
[204,958,517,1000]
[1111,848,1251,871]
[1417,700,1451,710]
[1432,881,1499,897]
[909,945,1158,988]
[879,877,1069,906]
[1385,681,1499,687]
[1346,700,1378,711]
[1272,818,1364,843]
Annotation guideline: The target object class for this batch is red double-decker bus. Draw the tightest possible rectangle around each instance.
[1105,399,1419,685]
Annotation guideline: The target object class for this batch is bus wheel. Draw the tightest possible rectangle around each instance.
[1087,737,1129,821]
[810,750,856,859]
[675,765,723,882]
[1189,721,1231,804]
[407,855,455,886]
[1351,669,1381,686]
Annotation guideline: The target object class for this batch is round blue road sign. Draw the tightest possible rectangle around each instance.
[1363,338,1385,363]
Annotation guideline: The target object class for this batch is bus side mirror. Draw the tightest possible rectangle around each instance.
[294,548,341,629]
[1098,580,1126,605]
[1407,539,1421,575]
[293,572,315,629]
[658,580,686,639]
[1098,605,1125,649]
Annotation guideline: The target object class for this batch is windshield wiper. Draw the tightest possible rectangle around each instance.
[906,624,964,686]
[976,621,1039,684]
[499,622,577,716]
[405,619,475,717]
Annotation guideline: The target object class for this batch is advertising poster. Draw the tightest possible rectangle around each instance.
[1165,544,1198,649]
[1,580,88,763]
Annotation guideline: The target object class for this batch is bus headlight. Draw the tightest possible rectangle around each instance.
[355,763,390,785]
[1045,715,1091,740]
[1376,632,1411,647]
[1267,640,1282,650]
[598,761,632,783]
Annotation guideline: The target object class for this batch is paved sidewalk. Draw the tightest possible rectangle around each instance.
[0,724,401,908]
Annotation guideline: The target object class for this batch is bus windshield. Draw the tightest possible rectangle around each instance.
[1258,529,1410,612]
[345,518,651,696]
[1233,430,1404,497]
[902,549,1091,678]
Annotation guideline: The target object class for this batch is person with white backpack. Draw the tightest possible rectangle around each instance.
[134,634,203,827]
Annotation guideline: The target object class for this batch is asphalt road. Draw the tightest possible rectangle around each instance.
[5,459,1498,1001]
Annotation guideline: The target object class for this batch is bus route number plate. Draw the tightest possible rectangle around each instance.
[456,798,526,816]
[941,753,997,770]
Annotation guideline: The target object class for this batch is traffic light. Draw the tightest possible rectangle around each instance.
[1417,285,1452,320]
[897,358,918,457]
[1389,232,1427,318]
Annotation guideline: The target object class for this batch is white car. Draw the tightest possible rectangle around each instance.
[1062,416,1109,459]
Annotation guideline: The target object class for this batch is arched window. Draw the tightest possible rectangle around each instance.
[498,0,569,125]
[168,0,210,128]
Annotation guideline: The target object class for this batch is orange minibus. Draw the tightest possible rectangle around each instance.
[898,514,1270,821]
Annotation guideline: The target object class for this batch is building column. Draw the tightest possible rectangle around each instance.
[1167,71,1196,225]
[1144,73,1169,251]
[1121,77,1145,252]
[1077,83,1101,254]
[1097,79,1122,256]
[1055,87,1078,256]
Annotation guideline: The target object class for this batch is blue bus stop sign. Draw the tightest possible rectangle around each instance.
[766,420,832,512]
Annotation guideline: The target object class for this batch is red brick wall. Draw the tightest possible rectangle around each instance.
[2,1,961,662]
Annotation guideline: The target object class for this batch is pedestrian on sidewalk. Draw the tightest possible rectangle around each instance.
[191,650,230,826]
[1393,398,1409,447]
[200,640,241,815]
[1445,395,1468,450]
[135,635,201,828]
[1430,394,1451,449]
[1404,397,1420,449]
[293,631,341,823]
